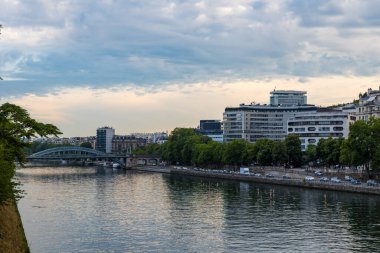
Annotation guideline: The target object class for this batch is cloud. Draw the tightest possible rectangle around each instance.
[5,75,379,136]
[1,0,380,98]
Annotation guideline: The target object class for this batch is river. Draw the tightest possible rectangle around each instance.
[16,167,380,253]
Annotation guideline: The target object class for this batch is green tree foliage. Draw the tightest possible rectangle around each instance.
[24,141,72,154]
[0,103,61,203]
[192,141,223,168]
[253,139,274,166]
[161,128,211,165]
[316,137,343,168]
[271,141,288,166]
[242,143,256,166]
[303,144,317,165]
[285,134,302,167]
[342,118,380,176]
[133,143,161,155]
[80,142,93,149]
[222,139,248,166]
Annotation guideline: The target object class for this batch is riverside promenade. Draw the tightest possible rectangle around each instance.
[133,166,380,196]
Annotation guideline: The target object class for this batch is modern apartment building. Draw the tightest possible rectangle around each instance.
[287,110,350,151]
[270,90,307,106]
[356,87,380,121]
[96,127,115,153]
[196,120,223,142]
[223,90,316,143]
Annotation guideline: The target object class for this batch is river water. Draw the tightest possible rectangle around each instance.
[16,167,380,253]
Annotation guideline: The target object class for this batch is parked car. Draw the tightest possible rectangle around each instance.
[266,173,274,178]
[319,177,329,182]
[330,177,341,183]
[283,174,291,179]
[305,176,315,181]
[314,171,323,176]
[345,176,353,181]
[254,173,262,177]
[367,180,379,186]
[350,179,361,185]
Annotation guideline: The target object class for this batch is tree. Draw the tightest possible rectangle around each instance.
[343,118,380,177]
[271,141,288,166]
[303,144,317,165]
[316,137,343,167]
[254,139,274,166]
[192,141,223,168]
[80,142,93,149]
[285,134,302,167]
[0,103,61,203]
[133,143,162,156]
[160,128,210,165]
[222,139,248,167]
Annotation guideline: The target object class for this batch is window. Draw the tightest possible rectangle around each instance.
[308,127,316,131]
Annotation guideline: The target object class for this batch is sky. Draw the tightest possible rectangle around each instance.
[1,0,380,136]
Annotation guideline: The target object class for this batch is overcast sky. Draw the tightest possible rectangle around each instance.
[1,0,380,136]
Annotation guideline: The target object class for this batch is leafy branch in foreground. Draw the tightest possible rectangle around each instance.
[0,103,62,203]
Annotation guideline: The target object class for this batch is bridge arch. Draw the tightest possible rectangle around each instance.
[29,146,106,158]
[28,147,126,167]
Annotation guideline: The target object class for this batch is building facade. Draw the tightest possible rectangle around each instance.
[223,90,316,143]
[96,127,115,153]
[270,90,307,106]
[112,135,146,154]
[356,87,380,121]
[196,120,223,142]
[131,132,168,144]
[287,110,350,151]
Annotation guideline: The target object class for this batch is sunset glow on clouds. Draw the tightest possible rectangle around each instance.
[1,1,380,135]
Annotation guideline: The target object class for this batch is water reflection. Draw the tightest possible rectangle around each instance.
[16,167,380,253]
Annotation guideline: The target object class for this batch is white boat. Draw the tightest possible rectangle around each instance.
[112,163,121,169]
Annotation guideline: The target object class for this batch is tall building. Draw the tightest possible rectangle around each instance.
[196,120,223,142]
[356,87,380,121]
[270,90,307,106]
[223,90,316,143]
[96,127,115,153]
[287,110,350,151]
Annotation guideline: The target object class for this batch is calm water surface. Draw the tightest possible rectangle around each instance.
[16,167,380,253]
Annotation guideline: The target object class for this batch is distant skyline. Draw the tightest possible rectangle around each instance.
[1,1,380,136]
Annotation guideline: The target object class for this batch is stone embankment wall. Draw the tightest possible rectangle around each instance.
[0,200,29,253]
[170,168,380,196]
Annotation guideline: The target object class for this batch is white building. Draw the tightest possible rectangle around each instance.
[357,87,380,121]
[131,132,168,143]
[287,110,350,151]
[270,90,307,106]
[223,90,316,143]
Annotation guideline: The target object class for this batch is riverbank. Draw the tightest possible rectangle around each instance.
[133,166,380,196]
[0,200,29,253]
